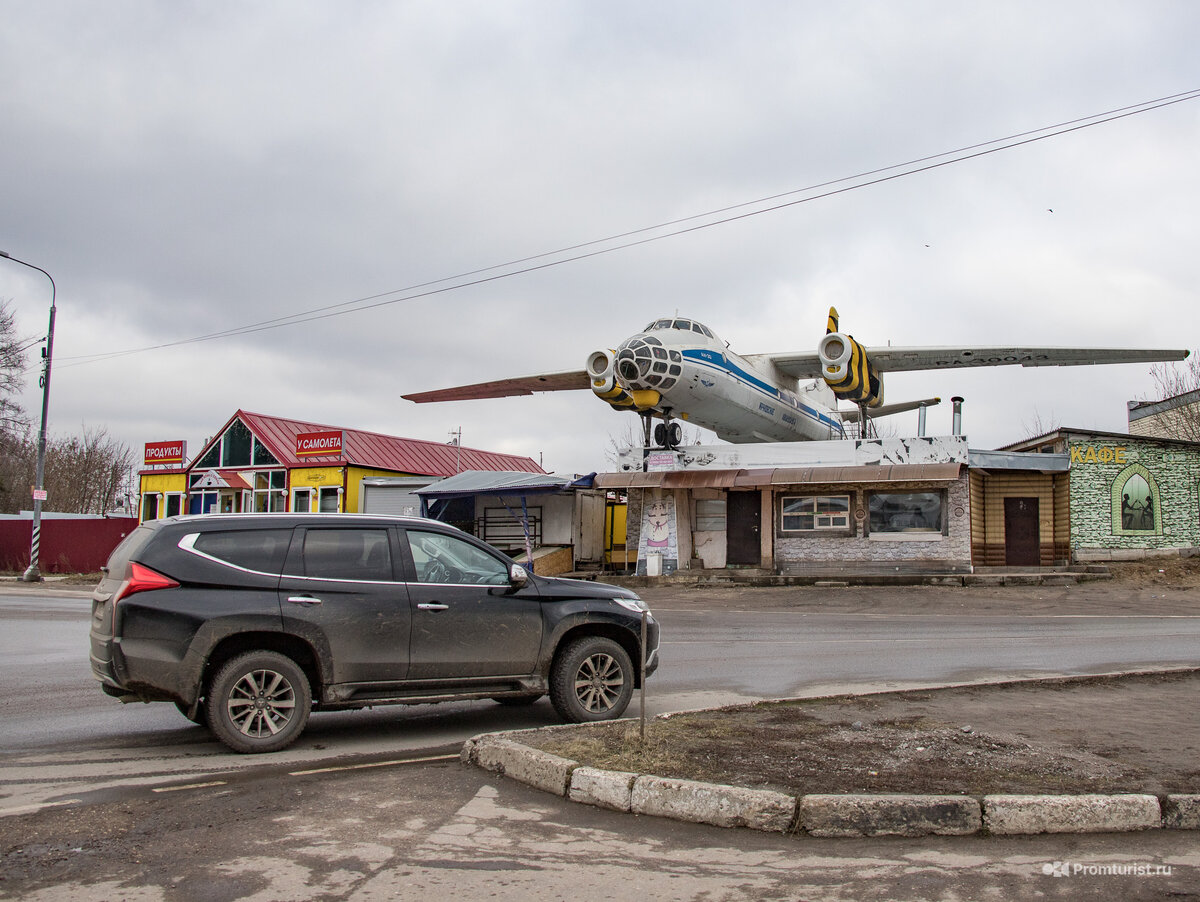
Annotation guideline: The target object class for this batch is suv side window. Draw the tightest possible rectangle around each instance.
[302,528,393,581]
[191,528,292,573]
[405,530,509,586]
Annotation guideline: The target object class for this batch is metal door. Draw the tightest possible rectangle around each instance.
[1004,497,1041,566]
[726,491,762,566]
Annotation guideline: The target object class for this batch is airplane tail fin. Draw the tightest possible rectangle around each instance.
[826,306,839,334]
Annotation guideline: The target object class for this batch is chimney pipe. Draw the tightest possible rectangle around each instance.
[951,396,964,436]
[917,402,928,437]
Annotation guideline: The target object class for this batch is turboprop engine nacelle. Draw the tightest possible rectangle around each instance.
[817,331,884,407]
[586,349,661,411]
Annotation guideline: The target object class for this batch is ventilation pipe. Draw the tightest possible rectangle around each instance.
[951,396,964,436]
[917,401,929,437]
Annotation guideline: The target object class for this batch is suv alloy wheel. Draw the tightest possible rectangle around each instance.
[549,636,635,723]
[206,651,313,754]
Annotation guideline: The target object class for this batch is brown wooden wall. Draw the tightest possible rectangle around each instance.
[970,470,1070,566]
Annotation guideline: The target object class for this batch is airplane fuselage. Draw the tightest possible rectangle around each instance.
[587,317,846,443]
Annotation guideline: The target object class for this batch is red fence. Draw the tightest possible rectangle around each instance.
[0,517,139,573]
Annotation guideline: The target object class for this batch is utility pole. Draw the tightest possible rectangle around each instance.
[0,251,56,582]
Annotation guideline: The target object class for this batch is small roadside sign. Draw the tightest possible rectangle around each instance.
[31,489,48,502]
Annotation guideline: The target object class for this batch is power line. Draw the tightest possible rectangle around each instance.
[55,88,1200,369]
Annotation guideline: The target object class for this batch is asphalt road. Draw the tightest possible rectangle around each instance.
[2,581,1199,900]
[5,587,1200,755]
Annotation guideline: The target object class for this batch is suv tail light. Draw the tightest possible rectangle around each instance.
[115,562,180,602]
[112,562,180,632]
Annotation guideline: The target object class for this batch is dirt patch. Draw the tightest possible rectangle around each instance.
[528,670,1200,796]
[1105,556,1200,588]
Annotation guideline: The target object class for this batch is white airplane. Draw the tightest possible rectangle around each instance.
[403,308,1189,448]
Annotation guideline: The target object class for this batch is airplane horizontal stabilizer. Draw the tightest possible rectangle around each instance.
[402,370,590,403]
[840,396,942,423]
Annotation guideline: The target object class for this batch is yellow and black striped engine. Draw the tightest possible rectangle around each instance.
[817,309,883,407]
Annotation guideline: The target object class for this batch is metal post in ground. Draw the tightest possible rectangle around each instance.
[639,609,647,743]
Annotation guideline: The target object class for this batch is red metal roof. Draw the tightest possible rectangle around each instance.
[192,410,545,477]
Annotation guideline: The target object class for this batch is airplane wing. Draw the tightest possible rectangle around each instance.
[767,346,1189,379]
[402,370,590,403]
[840,397,941,423]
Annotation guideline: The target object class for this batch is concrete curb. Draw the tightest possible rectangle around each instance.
[462,732,1199,838]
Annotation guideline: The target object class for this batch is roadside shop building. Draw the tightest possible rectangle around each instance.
[137,410,543,523]
[1002,428,1200,561]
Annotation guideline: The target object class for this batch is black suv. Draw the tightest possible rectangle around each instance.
[90,514,660,753]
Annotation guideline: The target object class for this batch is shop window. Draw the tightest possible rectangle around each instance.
[292,489,313,513]
[195,444,220,469]
[253,470,287,513]
[141,494,159,522]
[695,498,726,531]
[165,493,183,518]
[868,492,944,534]
[780,495,850,532]
[194,419,277,469]
[252,437,279,466]
[221,420,253,467]
[318,486,341,513]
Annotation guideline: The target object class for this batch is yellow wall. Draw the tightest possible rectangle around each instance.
[141,473,187,494]
[139,472,188,521]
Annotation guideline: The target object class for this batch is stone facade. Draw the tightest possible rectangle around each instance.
[1005,429,1200,561]
[1067,434,1200,557]
[774,475,971,569]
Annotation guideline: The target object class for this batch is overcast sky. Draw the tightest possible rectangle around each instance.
[2,2,1197,477]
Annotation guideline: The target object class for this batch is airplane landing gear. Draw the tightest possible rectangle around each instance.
[654,421,683,450]
[640,412,682,450]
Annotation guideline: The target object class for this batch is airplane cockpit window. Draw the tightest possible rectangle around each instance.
[671,319,693,331]
[616,333,679,391]
[652,319,672,330]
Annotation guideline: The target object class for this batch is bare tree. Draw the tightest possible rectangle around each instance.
[0,426,136,515]
[1021,407,1062,441]
[1143,355,1200,442]
[0,299,28,435]
[42,427,138,514]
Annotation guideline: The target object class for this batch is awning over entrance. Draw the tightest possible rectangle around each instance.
[594,463,961,490]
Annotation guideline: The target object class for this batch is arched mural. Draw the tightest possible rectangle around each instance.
[1111,464,1162,536]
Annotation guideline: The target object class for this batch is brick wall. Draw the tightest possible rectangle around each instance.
[774,476,971,568]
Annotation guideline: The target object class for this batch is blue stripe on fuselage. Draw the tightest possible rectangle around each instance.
[681,348,843,433]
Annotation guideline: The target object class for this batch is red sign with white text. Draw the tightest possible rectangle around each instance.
[296,430,343,457]
[144,440,186,466]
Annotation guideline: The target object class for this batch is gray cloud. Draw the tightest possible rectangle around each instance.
[2,1,1197,475]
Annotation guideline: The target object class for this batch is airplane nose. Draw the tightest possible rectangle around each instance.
[616,337,653,387]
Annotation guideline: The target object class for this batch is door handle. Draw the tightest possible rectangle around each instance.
[417,602,450,612]
[286,595,323,605]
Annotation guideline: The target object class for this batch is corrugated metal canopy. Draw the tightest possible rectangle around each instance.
[594,463,961,489]
[416,469,583,498]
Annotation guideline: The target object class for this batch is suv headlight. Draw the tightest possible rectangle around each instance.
[615,596,649,614]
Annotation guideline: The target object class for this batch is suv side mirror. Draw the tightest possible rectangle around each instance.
[509,563,529,588]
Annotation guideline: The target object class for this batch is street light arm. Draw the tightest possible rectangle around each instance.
[0,250,56,311]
